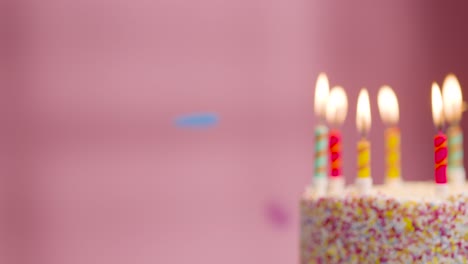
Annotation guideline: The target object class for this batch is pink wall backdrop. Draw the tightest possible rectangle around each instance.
[1,0,468,263]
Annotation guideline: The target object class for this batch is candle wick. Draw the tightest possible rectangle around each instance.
[334,110,338,126]
[436,122,446,133]
[359,118,368,138]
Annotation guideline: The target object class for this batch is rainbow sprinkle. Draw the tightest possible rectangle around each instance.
[301,194,468,263]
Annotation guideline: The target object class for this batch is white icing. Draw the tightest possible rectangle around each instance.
[343,181,468,202]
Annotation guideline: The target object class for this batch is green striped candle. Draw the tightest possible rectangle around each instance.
[312,72,330,193]
[448,125,463,169]
[442,74,465,185]
[313,125,328,180]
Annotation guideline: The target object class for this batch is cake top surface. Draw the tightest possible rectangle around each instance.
[305,181,468,203]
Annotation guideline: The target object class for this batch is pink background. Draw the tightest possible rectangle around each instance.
[1,1,468,263]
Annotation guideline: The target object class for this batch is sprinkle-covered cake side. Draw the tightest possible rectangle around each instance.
[300,194,468,263]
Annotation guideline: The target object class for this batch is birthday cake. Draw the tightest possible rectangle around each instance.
[301,73,467,263]
[300,183,468,263]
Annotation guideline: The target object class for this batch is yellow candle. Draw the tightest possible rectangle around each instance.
[385,127,400,180]
[378,86,401,183]
[357,138,371,178]
[356,88,372,187]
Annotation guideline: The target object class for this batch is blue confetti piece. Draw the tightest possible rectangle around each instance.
[175,113,219,128]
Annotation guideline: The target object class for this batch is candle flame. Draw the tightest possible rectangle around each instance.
[325,86,348,126]
[377,86,399,126]
[442,73,463,123]
[432,82,444,128]
[356,88,371,134]
[314,73,330,118]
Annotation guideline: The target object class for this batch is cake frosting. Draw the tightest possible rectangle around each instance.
[301,182,468,263]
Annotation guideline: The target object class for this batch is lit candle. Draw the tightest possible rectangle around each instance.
[311,73,330,195]
[325,86,348,194]
[377,86,401,185]
[356,88,372,194]
[432,82,448,197]
[442,74,465,186]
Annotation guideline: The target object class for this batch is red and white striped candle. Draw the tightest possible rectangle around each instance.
[325,86,348,195]
[329,130,342,177]
[434,132,448,184]
[432,82,448,196]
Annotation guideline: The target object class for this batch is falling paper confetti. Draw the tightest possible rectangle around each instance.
[265,200,290,229]
[175,113,219,128]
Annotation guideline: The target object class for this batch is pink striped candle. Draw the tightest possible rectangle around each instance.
[434,132,448,184]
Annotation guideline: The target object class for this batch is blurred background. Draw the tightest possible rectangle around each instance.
[0,0,468,263]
